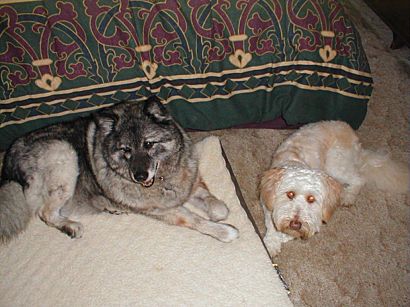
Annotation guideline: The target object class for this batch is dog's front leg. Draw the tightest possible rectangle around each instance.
[262,205,293,257]
[186,178,229,222]
[145,206,239,242]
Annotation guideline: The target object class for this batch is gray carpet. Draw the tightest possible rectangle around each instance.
[191,0,410,305]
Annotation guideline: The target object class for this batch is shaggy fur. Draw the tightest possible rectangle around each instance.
[259,120,409,257]
[0,97,239,243]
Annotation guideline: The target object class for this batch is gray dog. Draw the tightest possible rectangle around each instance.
[0,97,239,243]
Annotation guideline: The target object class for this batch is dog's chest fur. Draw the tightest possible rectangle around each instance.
[98,160,196,212]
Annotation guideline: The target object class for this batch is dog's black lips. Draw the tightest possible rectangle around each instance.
[140,177,155,188]
[129,174,155,188]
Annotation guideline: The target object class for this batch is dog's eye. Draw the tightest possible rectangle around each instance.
[286,191,295,200]
[119,146,131,153]
[143,141,155,149]
[306,195,315,203]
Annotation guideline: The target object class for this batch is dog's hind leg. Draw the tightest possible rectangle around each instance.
[145,206,239,242]
[25,141,83,238]
[326,145,365,206]
[38,192,83,239]
[186,178,229,222]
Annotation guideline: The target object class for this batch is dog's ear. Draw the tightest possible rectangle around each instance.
[93,107,119,135]
[143,96,172,124]
[259,168,284,211]
[321,175,342,223]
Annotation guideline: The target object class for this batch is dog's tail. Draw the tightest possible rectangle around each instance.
[360,149,409,194]
[0,181,32,243]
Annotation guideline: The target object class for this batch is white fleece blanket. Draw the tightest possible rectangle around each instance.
[0,136,292,307]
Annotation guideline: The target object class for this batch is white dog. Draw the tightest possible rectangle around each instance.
[259,121,409,257]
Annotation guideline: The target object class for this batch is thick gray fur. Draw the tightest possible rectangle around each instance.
[0,97,238,243]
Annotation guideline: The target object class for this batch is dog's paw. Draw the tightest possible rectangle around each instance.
[340,195,355,207]
[263,235,283,257]
[208,198,229,221]
[264,240,282,257]
[214,223,239,243]
[104,208,127,215]
[61,221,84,239]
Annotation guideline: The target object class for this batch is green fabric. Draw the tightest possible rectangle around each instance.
[169,86,367,131]
[0,0,373,150]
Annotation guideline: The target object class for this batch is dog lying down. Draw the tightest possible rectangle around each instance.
[0,97,239,243]
[259,120,409,257]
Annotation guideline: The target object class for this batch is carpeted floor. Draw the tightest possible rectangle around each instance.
[191,0,410,305]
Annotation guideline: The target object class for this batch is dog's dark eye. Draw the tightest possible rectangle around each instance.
[286,191,295,200]
[143,141,155,149]
[119,146,131,153]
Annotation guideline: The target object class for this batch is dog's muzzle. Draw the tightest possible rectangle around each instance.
[289,220,302,231]
[130,163,159,188]
[277,218,311,239]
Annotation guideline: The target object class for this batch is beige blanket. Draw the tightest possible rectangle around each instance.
[0,136,292,306]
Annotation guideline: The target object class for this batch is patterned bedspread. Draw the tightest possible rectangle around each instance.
[0,0,373,150]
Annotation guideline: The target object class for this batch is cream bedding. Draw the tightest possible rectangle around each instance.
[0,136,292,306]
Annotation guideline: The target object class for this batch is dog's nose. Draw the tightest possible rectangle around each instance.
[289,220,302,230]
[134,171,148,182]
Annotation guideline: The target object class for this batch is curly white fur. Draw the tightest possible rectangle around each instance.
[259,121,409,257]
